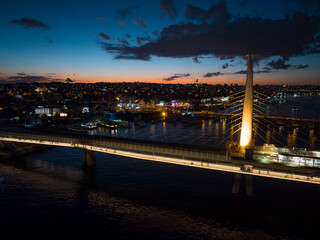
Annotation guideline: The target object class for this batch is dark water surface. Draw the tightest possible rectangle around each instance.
[90,95,320,150]
[1,96,320,239]
[1,147,320,239]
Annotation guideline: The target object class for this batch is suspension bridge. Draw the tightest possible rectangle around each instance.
[0,54,320,194]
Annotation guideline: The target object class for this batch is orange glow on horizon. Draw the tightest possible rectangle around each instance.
[2,72,320,85]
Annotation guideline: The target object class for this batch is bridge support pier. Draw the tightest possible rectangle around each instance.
[232,173,241,194]
[244,147,254,161]
[82,149,96,167]
[232,174,253,197]
[245,175,253,197]
[0,141,6,150]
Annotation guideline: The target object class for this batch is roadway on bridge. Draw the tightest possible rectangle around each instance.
[0,128,320,184]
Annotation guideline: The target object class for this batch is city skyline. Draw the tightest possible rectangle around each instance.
[1,0,320,85]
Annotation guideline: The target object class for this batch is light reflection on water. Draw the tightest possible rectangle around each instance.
[0,96,320,239]
[85,96,320,150]
[1,145,320,239]
[87,119,318,150]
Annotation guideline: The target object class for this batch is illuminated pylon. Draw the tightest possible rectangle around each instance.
[240,54,254,156]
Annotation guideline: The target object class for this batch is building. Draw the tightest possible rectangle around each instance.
[64,78,74,84]
[35,106,61,116]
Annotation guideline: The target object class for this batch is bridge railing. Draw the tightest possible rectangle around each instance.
[2,129,320,179]
[0,129,226,164]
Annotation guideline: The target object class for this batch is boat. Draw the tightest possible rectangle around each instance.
[112,119,131,128]
[97,120,118,129]
[81,122,97,129]
[66,126,88,132]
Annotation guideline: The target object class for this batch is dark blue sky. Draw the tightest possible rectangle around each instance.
[0,0,319,85]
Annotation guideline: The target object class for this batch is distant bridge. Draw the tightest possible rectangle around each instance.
[1,129,320,185]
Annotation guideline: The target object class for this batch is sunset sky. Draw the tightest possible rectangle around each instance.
[0,0,320,85]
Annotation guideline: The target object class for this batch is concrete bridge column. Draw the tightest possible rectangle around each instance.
[0,141,6,149]
[239,54,254,161]
[245,175,253,197]
[232,173,241,194]
[82,149,96,167]
[232,174,253,197]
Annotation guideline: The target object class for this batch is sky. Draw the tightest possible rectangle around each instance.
[0,0,320,85]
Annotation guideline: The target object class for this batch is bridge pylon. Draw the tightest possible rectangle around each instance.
[239,53,254,161]
[82,149,96,167]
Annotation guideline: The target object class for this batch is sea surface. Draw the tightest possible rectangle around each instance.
[0,95,320,239]
[90,95,320,150]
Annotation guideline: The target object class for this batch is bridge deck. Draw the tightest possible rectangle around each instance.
[1,129,320,184]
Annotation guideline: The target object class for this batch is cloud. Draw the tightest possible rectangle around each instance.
[234,70,270,74]
[101,1,320,63]
[117,20,126,28]
[16,72,26,76]
[192,56,201,63]
[97,16,106,20]
[294,64,309,69]
[163,73,190,81]
[255,70,270,74]
[136,37,151,45]
[132,19,147,29]
[8,18,50,29]
[103,44,150,60]
[266,58,309,70]
[160,0,178,18]
[116,6,138,20]
[185,1,231,24]
[234,70,247,74]
[203,72,223,77]
[97,32,111,41]
[152,30,160,36]
[222,63,229,69]
[267,58,291,69]
[115,6,138,28]
[7,75,62,83]
[116,38,129,46]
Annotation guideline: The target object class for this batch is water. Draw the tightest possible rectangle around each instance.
[267,95,320,119]
[1,148,320,239]
[88,95,320,150]
[1,96,320,239]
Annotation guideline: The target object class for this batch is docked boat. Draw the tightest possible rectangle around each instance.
[81,122,97,129]
[97,120,118,129]
[112,119,131,128]
[67,126,88,132]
